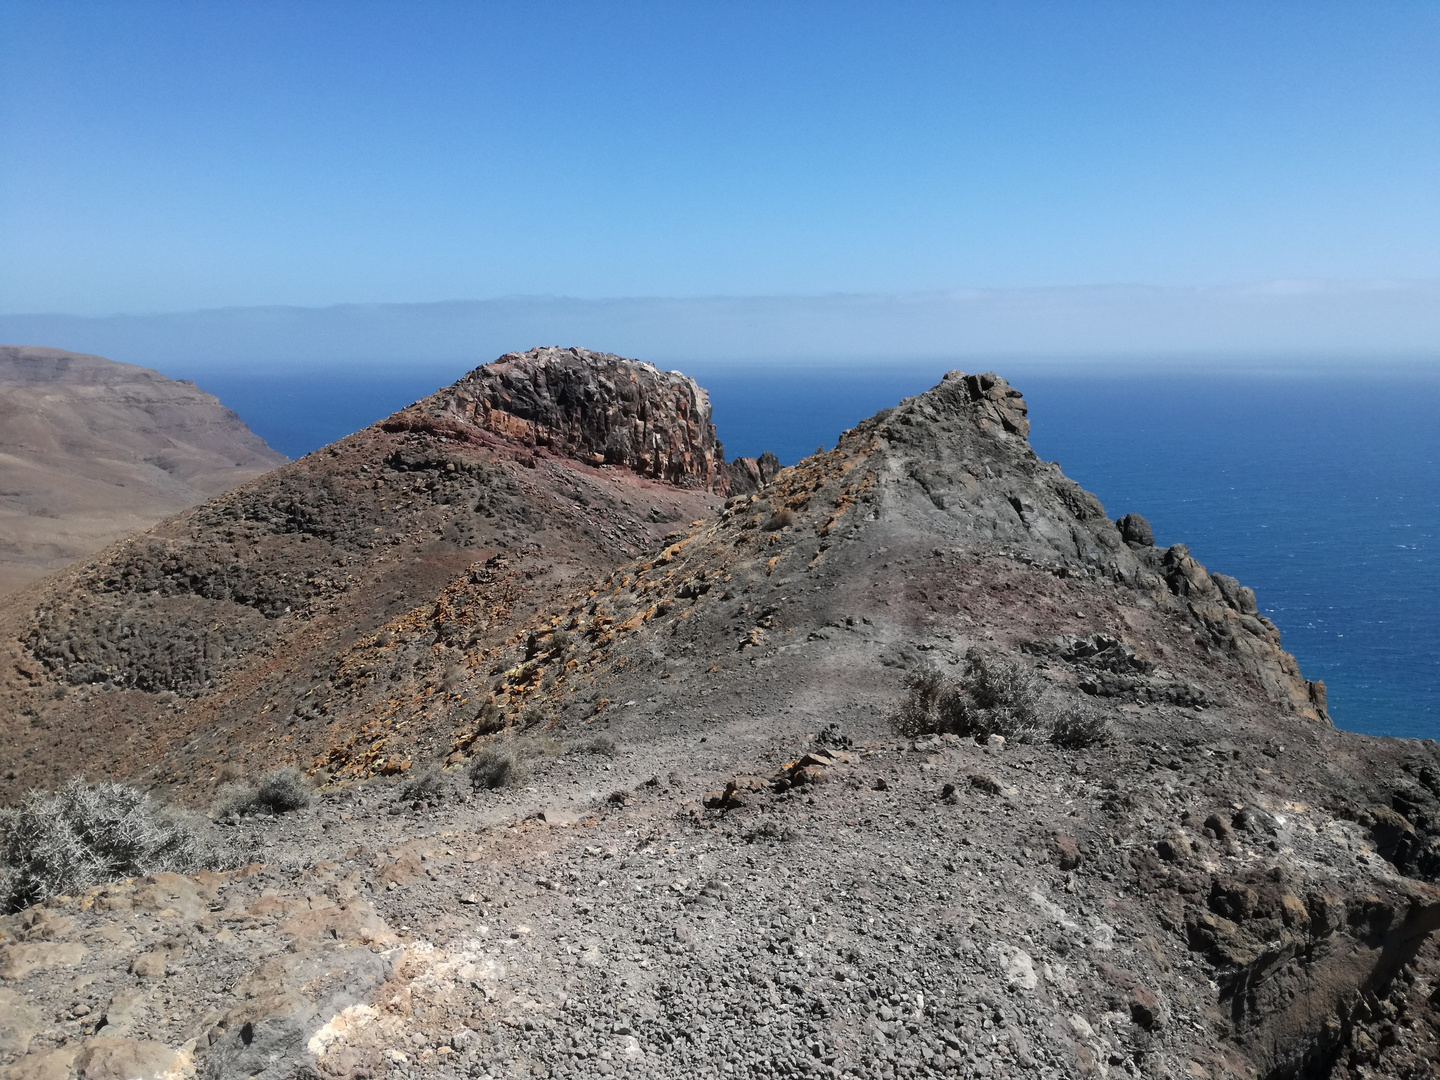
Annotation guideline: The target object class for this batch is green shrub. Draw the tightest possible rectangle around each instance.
[0,780,236,913]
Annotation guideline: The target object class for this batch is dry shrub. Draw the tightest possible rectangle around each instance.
[761,507,797,532]
[254,767,312,812]
[579,735,619,758]
[211,782,259,820]
[469,745,528,790]
[441,664,466,692]
[0,780,237,912]
[892,650,1051,742]
[400,765,449,803]
[520,704,552,728]
[1049,705,1111,749]
[212,766,312,818]
[891,650,1111,749]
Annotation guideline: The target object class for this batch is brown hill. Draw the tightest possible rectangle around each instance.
[0,350,1436,1080]
[0,346,287,596]
[0,347,730,796]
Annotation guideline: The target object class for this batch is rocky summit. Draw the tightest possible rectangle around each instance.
[0,349,1437,1080]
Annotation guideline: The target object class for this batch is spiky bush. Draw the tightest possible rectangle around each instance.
[0,780,236,912]
[253,767,312,812]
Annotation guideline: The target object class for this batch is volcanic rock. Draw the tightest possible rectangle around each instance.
[1117,511,1154,546]
[391,345,728,490]
[0,351,1436,1080]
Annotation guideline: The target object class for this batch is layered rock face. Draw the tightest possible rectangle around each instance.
[1,354,1435,1080]
[412,346,727,491]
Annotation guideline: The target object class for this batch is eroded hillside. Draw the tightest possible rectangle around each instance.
[1,352,1437,1080]
[0,346,287,596]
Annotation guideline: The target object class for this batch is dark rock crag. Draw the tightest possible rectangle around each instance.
[724,450,781,496]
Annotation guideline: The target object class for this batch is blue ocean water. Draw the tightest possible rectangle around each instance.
[195,362,1439,741]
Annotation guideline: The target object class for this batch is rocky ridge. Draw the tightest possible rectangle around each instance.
[0,351,1437,1080]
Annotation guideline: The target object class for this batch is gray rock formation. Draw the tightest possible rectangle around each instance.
[1117,512,1154,546]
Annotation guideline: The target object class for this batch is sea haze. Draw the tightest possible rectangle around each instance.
[196,361,1438,742]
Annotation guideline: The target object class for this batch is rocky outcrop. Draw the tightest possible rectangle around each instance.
[412,346,729,491]
[724,450,781,496]
[849,370,1328,722]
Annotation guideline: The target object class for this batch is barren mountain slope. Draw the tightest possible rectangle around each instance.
[1,356,1438,1080]
[0,346,287,596]
[0,348,736,800]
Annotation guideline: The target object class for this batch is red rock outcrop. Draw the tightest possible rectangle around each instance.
[415,346,727,491]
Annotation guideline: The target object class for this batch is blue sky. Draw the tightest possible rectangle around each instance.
[2,2,1438,325]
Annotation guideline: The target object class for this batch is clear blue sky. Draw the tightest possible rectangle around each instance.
[2,1,1437,316]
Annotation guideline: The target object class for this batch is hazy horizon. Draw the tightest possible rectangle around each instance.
[4,282,1439,379]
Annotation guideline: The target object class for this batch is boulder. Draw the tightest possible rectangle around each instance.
[1117,513,1154,546]
[71,1037,187,1080]
[0,943,85,981]
[0,988,40,1055]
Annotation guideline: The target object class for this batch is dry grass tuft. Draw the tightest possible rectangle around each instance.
[468,745,529,790]
[400,765,449,803]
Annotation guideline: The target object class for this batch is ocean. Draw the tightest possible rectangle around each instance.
[195,361,1439,742]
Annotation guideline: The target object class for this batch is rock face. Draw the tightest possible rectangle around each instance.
[0,353,1435,1080]
[724,450,781,496]
[398,346,728,491]
[0,346,286,596]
